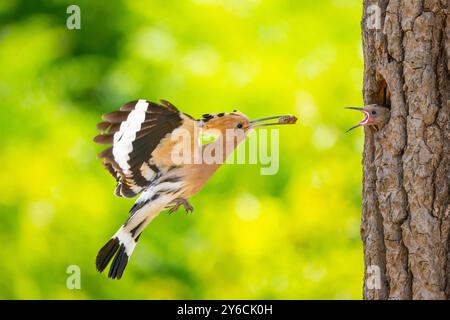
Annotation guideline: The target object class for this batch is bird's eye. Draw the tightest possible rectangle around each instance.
[236,123,243,129]
[371,111,377,115]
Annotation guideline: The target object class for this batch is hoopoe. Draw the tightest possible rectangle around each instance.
[345,105,390,132]
[94,99,297,279]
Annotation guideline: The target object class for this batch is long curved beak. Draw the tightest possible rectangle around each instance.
[249,115,298,129]
[345,107,369,132]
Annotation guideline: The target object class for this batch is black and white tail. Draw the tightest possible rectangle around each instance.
[95,188,169,279]
[96,226,140,279]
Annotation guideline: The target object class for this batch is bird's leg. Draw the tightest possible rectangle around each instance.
[167,198,194,214]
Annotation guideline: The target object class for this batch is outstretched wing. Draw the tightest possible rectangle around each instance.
[94,99,194,198]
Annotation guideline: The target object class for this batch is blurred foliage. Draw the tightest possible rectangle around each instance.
[0,0,366,299]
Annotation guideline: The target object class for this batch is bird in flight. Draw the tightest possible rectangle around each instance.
[93,99,297,279]
[345,104,390,132]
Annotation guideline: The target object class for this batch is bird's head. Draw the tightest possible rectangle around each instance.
[201,110,297,134]
[196,110,297,164]
[201,110,250,133]
[345,104,390,132]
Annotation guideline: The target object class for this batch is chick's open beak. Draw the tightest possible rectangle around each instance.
[345,107,370,132]
[249,115,298,129]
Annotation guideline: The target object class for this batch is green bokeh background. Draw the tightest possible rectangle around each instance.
[0,0,366,299]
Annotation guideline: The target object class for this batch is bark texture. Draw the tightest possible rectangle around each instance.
[361,0,449,299]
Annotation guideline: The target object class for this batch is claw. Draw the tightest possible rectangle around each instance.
[167,203,181,214]
[167,198,193,214]
[185,203,194,214]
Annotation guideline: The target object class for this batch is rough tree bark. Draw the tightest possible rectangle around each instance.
[360,0,449,299]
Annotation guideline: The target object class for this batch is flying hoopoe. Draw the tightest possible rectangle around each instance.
[345,105,390,132]
[94,99,297,279]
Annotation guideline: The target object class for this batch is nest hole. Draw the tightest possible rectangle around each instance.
[371,73,391,109]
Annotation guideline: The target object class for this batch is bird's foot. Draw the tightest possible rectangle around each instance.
[168,198,194,214]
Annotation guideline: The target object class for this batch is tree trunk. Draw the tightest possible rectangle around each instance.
[360,0,449,299]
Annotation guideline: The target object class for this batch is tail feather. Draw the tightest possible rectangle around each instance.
[108,244,128,279]
[96,191,162,279]
[96,238,120,272]
[96,227,139,279]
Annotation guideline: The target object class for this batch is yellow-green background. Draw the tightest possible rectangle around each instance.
[0,0,366,299]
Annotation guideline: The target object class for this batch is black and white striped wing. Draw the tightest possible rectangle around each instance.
[94,99,187,198]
